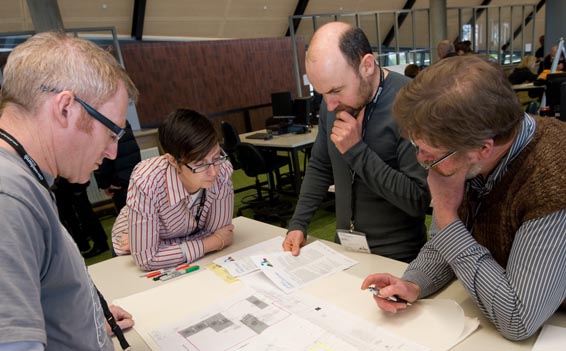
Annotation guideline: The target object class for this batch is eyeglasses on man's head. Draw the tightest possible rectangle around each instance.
[39,85,125,143]
[409,138,457,170]
[185,149,228,173]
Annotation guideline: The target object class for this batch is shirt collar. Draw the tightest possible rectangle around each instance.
[165,163,190,206]
[468,113,536,196]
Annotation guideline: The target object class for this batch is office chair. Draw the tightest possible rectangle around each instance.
[221,121,241,170]
[235,142,292,227]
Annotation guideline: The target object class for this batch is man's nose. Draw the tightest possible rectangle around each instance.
[325,95,339,111]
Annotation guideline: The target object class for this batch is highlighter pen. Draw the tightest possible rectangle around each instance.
[368,286,412,305]
[159,265,200,281]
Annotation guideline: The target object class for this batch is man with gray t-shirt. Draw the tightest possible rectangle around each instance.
[0,32,138,350]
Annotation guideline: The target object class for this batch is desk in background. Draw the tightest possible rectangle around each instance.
[239,126,317,194]
[512,82,545,92]
[90,216,566,351]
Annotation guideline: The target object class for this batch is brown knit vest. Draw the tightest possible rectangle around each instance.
[459,117,566,310]
[458,117,566,267]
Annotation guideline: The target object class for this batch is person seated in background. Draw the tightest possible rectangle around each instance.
[112,108,234,271]
[455,40,472,56]
[404,63,420,79]
[508,55,538,85]
[537,44,565,78]
[95,120,141,214]
[437,39,457,60]
[362,56,566,341]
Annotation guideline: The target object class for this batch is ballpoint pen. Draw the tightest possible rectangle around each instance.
[368,286,412,305]
[159,265,200,281]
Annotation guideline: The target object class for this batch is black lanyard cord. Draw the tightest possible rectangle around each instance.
[0,128,130,350]
[97,288,131,350]
[190,189,207,235]
[0,128,52,194]
[349,64,385,232]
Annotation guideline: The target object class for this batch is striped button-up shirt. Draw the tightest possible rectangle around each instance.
[403,114,566,340]
[112,156,233,270]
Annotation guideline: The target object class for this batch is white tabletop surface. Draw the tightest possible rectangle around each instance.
[239,126,318,148]
[90,217,566,351]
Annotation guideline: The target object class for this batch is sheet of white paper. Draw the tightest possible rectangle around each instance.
[213,236,285,277]
[241,271,428,350]
[250,240,358,293]
[114,267,431,351]
[149,284,427,351]
[113,269,246,350]
[532,324,566,351]
[301,271,479,351]
[150,288,293,350]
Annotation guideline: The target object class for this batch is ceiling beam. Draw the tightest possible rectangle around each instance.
[131,0,147,40]
[381,0,416,48]
[501,0,546,52]
[286,0,310,37]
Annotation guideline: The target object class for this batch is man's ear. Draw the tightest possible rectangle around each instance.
[359,53,376,78]
[52,91,75,128]
[475,139,495,161]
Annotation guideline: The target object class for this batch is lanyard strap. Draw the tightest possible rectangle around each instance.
[0,128,52,196]
[190,189,207,235]
[349,65,385,232]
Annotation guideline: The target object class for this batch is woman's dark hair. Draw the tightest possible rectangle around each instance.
[158,108,220,163]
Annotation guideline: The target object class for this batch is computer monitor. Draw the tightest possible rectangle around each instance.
[545,73,566,116]
[293,96,312,126]
[271,92,295,119]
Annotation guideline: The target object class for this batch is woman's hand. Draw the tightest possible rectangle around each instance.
[203,224,234,253]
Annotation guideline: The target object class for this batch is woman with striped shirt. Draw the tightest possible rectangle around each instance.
[112,109,234,271]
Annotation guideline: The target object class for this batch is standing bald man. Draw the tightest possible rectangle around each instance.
[283,22,430,262]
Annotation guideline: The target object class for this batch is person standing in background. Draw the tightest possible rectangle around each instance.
[95,120,141,213]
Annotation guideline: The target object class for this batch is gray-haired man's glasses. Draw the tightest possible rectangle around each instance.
[40,85,125,142]
[185,150,228,173]
[409,138,457,170]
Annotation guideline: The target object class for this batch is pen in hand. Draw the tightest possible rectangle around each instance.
[368,286,412,305]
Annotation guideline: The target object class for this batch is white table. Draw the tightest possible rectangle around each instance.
[90,217,566,350]
[239,126,318,193]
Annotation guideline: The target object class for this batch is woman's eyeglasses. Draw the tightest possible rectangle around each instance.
[185,150,228,173]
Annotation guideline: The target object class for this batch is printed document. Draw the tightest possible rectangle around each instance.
[251,240,358,293]
[213,236,284,277]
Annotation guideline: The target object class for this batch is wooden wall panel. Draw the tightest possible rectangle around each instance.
[121,37,307,130]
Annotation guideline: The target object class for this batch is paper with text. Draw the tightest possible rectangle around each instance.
[251,240,358,294]
[213,236,285,277]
